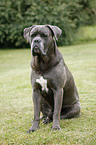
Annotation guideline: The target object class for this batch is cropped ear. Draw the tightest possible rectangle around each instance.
[23,26,34,44]
[46,25,62,41]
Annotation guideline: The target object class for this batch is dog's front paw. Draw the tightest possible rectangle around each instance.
[27,122,39,133]
[52,125,61,131]
[52,122,61,131]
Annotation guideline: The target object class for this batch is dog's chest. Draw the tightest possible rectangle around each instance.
[36,76,48,92]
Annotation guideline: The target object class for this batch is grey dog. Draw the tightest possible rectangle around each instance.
[24,25,81,133]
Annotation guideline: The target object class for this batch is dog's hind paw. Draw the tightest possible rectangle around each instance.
[42,117,52,124]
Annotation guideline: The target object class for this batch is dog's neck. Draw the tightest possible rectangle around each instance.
[31,48,62,73]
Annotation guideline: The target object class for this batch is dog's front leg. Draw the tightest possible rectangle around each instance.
[52,88,63,130]
[28,89,41,133]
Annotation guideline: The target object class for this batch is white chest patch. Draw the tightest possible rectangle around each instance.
[36,76,48,93]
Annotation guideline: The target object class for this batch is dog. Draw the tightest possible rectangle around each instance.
[24,25,81,133]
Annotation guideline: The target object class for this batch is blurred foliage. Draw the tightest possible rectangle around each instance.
[0,0,96,48]
[74,25,96,44]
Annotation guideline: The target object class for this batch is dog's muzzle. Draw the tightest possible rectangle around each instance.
[32,45,40,56]
[31,38,46,56]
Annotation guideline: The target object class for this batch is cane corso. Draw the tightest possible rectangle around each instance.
[24,25,81,133]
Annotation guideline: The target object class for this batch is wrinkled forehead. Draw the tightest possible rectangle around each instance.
[30,25,51,35]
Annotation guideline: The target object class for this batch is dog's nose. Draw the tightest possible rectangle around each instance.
[34,38,41,43]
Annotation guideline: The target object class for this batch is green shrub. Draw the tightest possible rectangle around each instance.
[79,0,96,24]
[74,25,96,43]
[0,0,96,48]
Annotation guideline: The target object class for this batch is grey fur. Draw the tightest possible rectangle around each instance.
[24,25,81,133]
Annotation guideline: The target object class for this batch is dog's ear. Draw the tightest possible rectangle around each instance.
[46,25,62,41]
[23,26,34,44]
[46,25,62,56]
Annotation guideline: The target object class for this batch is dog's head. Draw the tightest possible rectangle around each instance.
[24,25,62,59]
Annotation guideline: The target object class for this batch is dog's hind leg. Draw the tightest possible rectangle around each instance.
[40,97,53,124]
[40,90,54,124]
[61,102,81,119]
[31,96,53,124]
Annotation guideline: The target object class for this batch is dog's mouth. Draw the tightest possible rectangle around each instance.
[32,45,40,56]
[31,43,49,62]
[32,44,46,57]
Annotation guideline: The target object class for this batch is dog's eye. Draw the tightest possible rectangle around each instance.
[31,33,37,38]
[44,34,48,38]
[41,33,48,38]
[31,34,34,38]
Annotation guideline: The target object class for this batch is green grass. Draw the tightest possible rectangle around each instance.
[0,42,96,145]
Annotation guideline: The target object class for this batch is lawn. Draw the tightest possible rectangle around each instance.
[0,42,96,145]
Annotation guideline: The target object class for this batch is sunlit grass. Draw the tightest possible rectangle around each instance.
[0,42,96,144]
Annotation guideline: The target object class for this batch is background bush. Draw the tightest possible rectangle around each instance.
[74,25,96,44]
[0,0,96,48]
